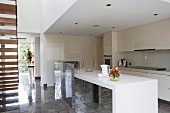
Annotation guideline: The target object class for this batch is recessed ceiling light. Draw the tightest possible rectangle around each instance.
[161,0,170,3]
[75,23,78,24]
[93,25,100,27]
[106,4,112,7]
[154,13,158,16]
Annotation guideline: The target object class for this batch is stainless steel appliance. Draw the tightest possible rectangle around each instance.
[104,55,112,68]
[129,66,166,71]
[118,59,127,67]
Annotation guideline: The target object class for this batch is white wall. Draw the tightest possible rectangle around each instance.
[40,34,102,86]
[41,0,77,32]
[18,0,41,33]
[34,37,40,77]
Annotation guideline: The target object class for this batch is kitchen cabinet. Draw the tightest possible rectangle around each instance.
[120,68,170,102]
[155,19,170,49]
[117,30,134,52]
[158,74,170,101]
[117,19,170,51]
[158,74,170,88]
[133,24,157,50]
[104,45,112,55]
[103,32,112,55]
[158,86,170,102]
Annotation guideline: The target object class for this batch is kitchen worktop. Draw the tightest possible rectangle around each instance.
[74,70,158,113]
[119,67,170,75]
[75,70,156,89]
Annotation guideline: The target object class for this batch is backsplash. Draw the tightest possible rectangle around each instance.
[120,50,170,70]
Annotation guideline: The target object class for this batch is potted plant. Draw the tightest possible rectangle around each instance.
[108,66,121,81]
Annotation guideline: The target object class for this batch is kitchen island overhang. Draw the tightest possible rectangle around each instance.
[75,71,158,113]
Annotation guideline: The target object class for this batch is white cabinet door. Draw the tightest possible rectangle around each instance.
[133,24,157,50]
[156,19,170,49]
[157,74,170,101]
[104,44,112,55]
[117,19,170,51]
[117,30,134,52]
[158,86,170,102]
[158,74,170,88]
[120,68,170,101]
[103,35,112,45]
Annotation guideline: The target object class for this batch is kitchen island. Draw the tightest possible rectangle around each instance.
[74,70,158,113]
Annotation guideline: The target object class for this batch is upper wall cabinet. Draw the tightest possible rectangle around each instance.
[103,32,112,55]
[117,19,170,52]
[117,29,134,52]
[155,19,170,49]
[133,24,157,50]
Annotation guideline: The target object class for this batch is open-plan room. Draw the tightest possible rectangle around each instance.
[1,0,170,113]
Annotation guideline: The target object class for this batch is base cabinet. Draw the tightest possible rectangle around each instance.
[120,68,170,102]
[158,86,170,102]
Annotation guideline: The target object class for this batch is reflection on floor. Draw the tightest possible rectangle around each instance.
[0,73,170,113]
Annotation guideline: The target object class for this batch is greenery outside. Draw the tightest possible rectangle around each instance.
[18,44,32,73]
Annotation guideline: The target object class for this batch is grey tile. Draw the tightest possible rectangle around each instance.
[2,74,170,113]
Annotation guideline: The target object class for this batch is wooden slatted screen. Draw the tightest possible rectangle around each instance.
[0,17,16,26]
[0,1,19,112]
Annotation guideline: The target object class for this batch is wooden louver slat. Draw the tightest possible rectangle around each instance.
[0,67,18,71]
[0,29,16,35]
[0,55,17,59]
[0,3,16,15]
[0,77,18,80]
[0,3,16,11]
[0,39,17,44]
[0,84,18,89]
[0,17,16,26]
[0,72,18,76]
[0,1,18,93]
[0,48,17,52]
[0,62,18,65]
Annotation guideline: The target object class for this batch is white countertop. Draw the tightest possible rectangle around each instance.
[119,67,170,75]
[74,70,156,90]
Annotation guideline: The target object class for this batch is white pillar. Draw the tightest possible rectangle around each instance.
[40,33,47,87]
[34,37,40,77]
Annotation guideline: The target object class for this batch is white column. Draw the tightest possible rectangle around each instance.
[34,37,40,77]
[40,33,47,87]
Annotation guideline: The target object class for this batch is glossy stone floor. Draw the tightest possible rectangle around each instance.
[1,74,170,113]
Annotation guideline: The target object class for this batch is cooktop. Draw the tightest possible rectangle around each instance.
[128,66,166,71]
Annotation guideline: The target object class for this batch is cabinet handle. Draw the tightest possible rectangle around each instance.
[166,75,170,77]
[167,88,170,90]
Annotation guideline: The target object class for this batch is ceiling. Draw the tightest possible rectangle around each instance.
[45,0,170,36]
